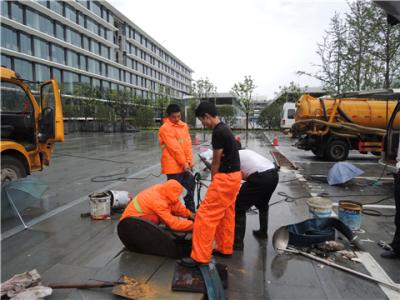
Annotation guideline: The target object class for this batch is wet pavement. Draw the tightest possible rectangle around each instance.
[1,130,399,299]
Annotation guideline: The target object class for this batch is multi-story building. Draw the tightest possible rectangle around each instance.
[0,0,193,106]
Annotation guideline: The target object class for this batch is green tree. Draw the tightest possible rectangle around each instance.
[231,75,256,131]
[155,84,171,122]
[108,89,134,129]
[133,96,155,128]
[258,102,281,129]
[218,106,236,128]
[186,99,198,127]
[73,83,98,121]
[191,78,217,102]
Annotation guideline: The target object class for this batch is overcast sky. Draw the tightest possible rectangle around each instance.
[108,0,350,98]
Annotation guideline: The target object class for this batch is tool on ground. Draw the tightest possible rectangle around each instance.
[199,263,227,300]
[272,227,400,293]
[49,275,151,299]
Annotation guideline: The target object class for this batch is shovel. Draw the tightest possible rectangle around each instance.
[48,275,151,299]
[272,227,400,293]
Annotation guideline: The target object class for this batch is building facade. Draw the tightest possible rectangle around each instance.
[0,0,193,105]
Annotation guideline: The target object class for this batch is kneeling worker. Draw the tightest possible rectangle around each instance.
[234,141,279,250]
[120,180,194,232]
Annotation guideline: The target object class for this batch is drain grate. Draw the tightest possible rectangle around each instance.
[270,151,298,170]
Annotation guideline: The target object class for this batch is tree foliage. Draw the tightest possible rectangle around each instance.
[218,106,236,128]
[298,0,400,93]
[231,75,256,131]
[191,78,217,101]
[73,83,98,121]
[108,89,134,128]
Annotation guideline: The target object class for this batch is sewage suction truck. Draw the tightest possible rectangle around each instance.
[292,92,399,161]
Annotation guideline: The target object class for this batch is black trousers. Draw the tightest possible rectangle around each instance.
[235,168,279,213]
[392,172,400,253]
[167,172,195,212]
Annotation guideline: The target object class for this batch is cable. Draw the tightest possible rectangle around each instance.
[91,169,162,182]
[55,153,136,164]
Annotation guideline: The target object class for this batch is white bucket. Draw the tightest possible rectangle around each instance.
[306,197,332,218]
[89,192,111,220]
[108,190,132,209]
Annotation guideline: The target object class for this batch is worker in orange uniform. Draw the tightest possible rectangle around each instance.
[180,102,241,267]
[120,180,195,232]
[159,104,195,212]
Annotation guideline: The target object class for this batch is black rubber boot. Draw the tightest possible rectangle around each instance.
[253,210,268,239]
[234,211,246,250]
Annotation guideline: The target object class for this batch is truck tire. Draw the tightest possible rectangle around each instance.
[1,155,27,183]
[324,140,349,161]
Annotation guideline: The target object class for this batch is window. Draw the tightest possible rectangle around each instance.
[66,49,79,67]
[14,58,33,81]
[78,12,85,27]
[63,71,79,93]
[33,38,50,60]
[50,1,63,16]
[88,58,100,74]
[1,55,12,69]
[51,44,65,64]
[64,4,76,22]
[10,2,23,23]
[100,45,109,59]
[86,17,98,35]
[35,64,50,82]
[77,0,89,9]
[287,109,296,119]
[100,62,107,76]
[39,13,53,36]
[25,8,39,30]
[80,75,90,84]
[82,36,90,51]
[0,81,32,113]
[55,22,64,40]
[79,54,87,71]
[91,1,101,17]
[92,78,101,90]
[20,33,32,55]
[66,28,82,47]
[90,39,100,55]
[51,67,62,82]
[1,26,18,51]
[106,29,113,42]
[1,1,9,17]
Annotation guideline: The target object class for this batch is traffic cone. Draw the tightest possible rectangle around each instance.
[194,134,199,145]
[272,134,279,146]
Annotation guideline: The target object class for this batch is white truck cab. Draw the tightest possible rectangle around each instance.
[280,102,296,133]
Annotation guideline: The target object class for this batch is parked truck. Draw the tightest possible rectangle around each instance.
[292,92,399,161]
[1,67,64,182]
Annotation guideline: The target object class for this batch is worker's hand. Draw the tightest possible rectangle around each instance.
[188,212,196,220]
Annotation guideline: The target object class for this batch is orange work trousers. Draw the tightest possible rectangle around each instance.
[191,171,242,263]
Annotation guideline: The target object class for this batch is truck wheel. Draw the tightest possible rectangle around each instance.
[311,148,324,158]
[324,140,349,161]
[1,155,27,183]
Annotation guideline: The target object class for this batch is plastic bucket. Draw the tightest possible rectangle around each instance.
[108,190,132,209]
[306,197,332,218]
[89,192,111,220]
[338,201,362,231]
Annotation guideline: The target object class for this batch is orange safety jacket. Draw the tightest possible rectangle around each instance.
[158,118,193,174]
[120,180,193,232]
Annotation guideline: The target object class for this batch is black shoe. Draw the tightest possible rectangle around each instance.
[253,230,268,239]
[178,257,204,267]
[380,250,400,259]
[212,250,232,257]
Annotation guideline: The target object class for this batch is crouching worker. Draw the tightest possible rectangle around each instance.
[120,180,194,232]
[234,141,279,250]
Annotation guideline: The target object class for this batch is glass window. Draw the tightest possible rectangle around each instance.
[66,49,79,67]
[79,54,87,71]
[66,28,81,47]
[64,4,76,22]
[55,22,64,40]
[51,44,65,64]
[100,44,109,59]
[77,0,89,9]
[90,39,100,55]
[78,12,85,27]
[39,14,53,36]
[19,32,32,55]
[1,26,18,51]
[80,75,90,84]
[10,2,23,23]
[50,1,63,15]
[33,38,50,60]
[101,80,110,96]
[91,1,101,17]
[108,12,114,25]
[100,62,107,76]
[1,1,9,17]
[0,81,32,113]
[82,36,89,51]
[63,71,79,93]
[88,58,100,74]
[14,58,33,81]
[106,29,113,42]
[51,67,62,82]
[25,8,39,30]
[35,63,50,82]
[1,54,12,69]
[86,17,98,35]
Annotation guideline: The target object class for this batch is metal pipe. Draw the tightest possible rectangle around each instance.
[279,247,400,293]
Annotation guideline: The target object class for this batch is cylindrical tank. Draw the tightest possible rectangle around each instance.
[295,94,399,129]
